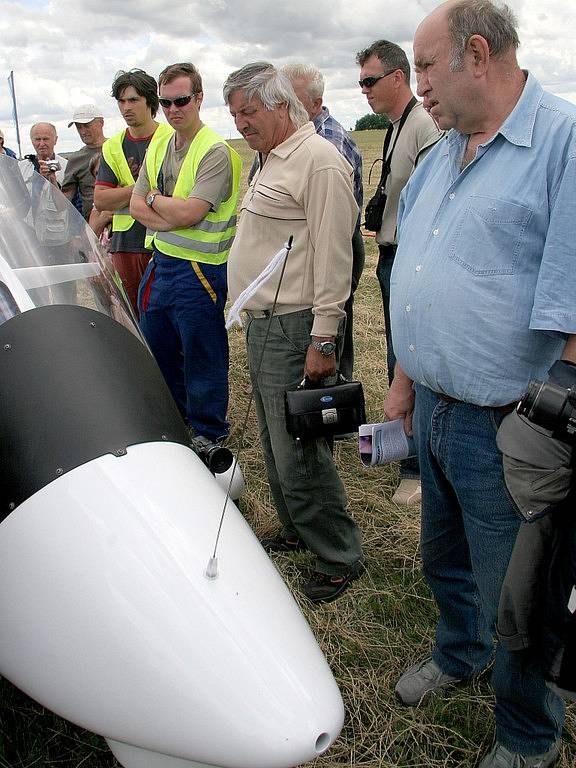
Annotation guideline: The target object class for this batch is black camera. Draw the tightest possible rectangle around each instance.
[190,435,233,474]
[517,379,576,444]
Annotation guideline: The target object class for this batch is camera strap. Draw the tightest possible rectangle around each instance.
[368,96,418,188]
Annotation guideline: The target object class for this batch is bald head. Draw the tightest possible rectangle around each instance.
[414,0,524,135]
[420,0,519,71]
[30,122,58,160]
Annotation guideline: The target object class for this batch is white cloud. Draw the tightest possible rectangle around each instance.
[0,0,575,154]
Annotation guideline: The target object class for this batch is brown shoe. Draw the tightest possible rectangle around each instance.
[261,533,307,554]
[303,567,363,604]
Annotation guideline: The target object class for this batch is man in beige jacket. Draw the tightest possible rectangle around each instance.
[224,62,363,604]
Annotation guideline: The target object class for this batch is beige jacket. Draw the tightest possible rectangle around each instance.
[228,123,358,337]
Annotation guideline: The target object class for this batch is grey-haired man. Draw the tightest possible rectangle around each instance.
[224,62,364,604]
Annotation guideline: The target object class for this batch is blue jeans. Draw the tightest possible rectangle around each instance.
[378,245,419,481]
[414,384,564,754]
[138,252,229,440]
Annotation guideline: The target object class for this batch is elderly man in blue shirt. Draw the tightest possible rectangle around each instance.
[385,1,576,767]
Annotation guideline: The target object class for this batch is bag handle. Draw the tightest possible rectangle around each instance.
[298,372,348,390]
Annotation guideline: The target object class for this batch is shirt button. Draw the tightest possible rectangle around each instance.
[416,265,422,272]
[405,304,411,312]
[409,344,415,352]
[432,228,439,236]
[449,193,455,200]
[420,380,426,386]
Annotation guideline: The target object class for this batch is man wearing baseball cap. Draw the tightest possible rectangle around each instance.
[61,104,106,219]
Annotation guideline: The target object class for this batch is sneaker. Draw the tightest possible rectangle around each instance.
[391,479,422,506]
[478,742,560,768]
[303,568,363,604]
[395,657,461,706]
[261,532,307,554]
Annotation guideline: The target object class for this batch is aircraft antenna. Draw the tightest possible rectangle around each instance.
[205,235,293,579]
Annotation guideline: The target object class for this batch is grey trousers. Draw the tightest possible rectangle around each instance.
[246,309,363,577]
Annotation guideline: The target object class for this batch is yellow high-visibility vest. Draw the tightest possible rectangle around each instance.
[144,125,241,264]
[101,123,174,232]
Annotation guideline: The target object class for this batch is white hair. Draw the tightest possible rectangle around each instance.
[223,61,309,129]
[282,62,324,101]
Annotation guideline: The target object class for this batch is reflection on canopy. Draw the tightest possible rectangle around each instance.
[0,154,142,339]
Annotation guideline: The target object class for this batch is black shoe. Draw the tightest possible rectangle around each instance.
[261,533,308,554]
[303,568,362,604]
[333,432,357,441]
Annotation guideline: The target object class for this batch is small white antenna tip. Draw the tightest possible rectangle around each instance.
[205,556,219,580]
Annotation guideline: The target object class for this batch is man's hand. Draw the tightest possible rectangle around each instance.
[38,160,58,186]
[384,364,415,436]
[304,341,337,383]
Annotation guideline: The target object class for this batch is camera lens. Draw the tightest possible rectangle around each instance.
[518,379,570,432]
[204,445,233,475]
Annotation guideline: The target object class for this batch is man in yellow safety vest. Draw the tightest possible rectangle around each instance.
[131,62,241,442]
[95,69,172,315]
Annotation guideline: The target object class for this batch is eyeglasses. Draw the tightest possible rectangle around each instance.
[358,70,397,88]
[159,94,195,109]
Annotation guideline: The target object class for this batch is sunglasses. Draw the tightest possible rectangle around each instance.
[159,94,195,109]
[358,70,397,88]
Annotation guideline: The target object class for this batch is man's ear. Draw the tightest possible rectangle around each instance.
[467,34,490,75]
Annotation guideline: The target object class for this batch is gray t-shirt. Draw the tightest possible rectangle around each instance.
[61,144,102,220]
[96,130,153,253]
[134,134,232,210]
[378,102,441,245]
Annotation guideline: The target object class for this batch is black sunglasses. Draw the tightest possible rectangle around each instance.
[159,94,195,109]
[358,70,397,88]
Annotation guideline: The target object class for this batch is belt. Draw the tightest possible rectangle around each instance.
[435,391,517,416]
[243,306,311,320]
[244,309,273,319]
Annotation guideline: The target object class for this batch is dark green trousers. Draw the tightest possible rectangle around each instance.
[246,309,363,577]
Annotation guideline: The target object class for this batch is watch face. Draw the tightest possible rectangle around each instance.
[146,192,155,207]
[319,341,336,356]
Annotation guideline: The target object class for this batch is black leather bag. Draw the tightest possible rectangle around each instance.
[364,180,388,233]
[363,96,417,233]
[285,376,366,438]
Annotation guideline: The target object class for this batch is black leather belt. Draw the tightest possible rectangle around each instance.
[244,309,272,319]
[436,391,517,416]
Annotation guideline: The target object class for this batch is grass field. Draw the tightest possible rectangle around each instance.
[1,130,574,768]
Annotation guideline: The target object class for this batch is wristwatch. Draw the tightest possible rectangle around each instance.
[311,340,337,357]
[146,191,158,208]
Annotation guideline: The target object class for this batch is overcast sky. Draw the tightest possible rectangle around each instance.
[1,0,575,155]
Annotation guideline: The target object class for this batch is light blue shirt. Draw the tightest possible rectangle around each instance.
[390,73,576,406]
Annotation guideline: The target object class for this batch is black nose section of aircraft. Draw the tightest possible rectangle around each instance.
[0,304,190,520]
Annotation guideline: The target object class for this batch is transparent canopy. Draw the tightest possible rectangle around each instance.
[0,154,141,338]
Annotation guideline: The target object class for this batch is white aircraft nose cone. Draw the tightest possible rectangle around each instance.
[0,441,344,768]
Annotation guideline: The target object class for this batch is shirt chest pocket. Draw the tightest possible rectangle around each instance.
[246,183,305,222]
[448,196,532,276]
